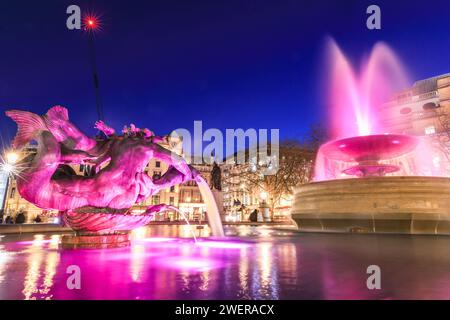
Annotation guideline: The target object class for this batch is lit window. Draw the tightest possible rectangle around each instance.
[10,187,16,198]
[425,126,436,135]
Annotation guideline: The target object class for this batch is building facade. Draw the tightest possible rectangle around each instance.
[380,73,450,176]
[380,73,450,136]
[221,145,313,222]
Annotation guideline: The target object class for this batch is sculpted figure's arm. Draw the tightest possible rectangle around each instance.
[149,143,196,182]
[60,148,96,165]
[152,135,169,144]
[95,120,116,137]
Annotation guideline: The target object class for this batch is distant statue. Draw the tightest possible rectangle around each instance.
[249,209,258,222]
[210,162,222,191]
[15,210,26,224]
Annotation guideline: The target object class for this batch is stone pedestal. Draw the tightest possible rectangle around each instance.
[60,233,131,249]
[291,176,450,235]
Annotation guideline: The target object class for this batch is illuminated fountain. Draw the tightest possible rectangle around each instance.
[5,106,224,247]
[291,39,450,234]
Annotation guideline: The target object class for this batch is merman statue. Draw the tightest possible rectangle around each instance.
[5,106,224,239]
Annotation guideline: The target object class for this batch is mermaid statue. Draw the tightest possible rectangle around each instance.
[5,106,224,239]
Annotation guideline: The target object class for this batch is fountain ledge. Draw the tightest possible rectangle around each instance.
[291,176,450,235]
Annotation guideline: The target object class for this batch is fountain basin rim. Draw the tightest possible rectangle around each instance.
[296,175,450,191]
[320,134,419,162]
[291,176,450,235]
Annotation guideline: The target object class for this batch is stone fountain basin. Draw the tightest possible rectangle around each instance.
[291,176,450,235]
[62,209,155,234]
[320,134,418,162]
[61,209,157,249]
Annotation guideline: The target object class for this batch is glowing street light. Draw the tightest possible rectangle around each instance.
[87,18,95,28]
[1,163,14,174]
[1,151,19,174]
[1,150,19,214]
[5,151,19,164]
[259,191,268,201]
[83,15,101,32]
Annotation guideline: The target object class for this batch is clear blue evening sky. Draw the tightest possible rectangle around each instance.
[1,0,450,147]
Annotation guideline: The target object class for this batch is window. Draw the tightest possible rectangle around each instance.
[423,102,439,111]
[193,191,201,202]
[155,161,161,168]
[425,126,436,135]
[170,186,175,192]
[182,190,191,203]
[10,187,16,198]
[169,196,175,206]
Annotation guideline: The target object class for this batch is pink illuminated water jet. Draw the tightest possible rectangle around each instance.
[292,39,450,235]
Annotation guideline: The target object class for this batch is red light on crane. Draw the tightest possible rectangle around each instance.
[83,14,101,32]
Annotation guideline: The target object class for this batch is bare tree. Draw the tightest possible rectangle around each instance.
[226,139,315,219]
[434,108,450,163]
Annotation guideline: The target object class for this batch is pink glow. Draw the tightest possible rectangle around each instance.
[195,240,251,249]
[320,135,418,163]
[16,240,52,245]
[315,40,450,180]
[162,257,220,271]
[138,237,178,243]
[315,134,420,179]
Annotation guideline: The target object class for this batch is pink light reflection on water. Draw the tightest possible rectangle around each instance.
[161,257,220,272]
[3,226,450,299]
[137,237,178,243]
[195,240,252,249]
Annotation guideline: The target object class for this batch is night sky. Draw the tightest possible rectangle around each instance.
[1,0,450,149]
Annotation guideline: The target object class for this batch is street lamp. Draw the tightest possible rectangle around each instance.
[259,191,270,222]
[1,151,19,173]
[83,14,104,121]
[5,151,18,165]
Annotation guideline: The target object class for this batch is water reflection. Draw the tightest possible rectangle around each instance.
[22,234,60,300]
[130,243,145,282]
[1,226,450,299]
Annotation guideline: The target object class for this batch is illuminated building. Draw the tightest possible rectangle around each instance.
[380,73,450,175]
[380,73,450,136]
[2,141,215,223]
